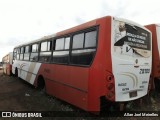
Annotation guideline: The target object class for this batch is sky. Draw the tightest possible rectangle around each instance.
[0,0,159,61]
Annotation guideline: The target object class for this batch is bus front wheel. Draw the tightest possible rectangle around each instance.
[15,68,18,77]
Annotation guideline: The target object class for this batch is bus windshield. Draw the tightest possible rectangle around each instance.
[114,20,151,58]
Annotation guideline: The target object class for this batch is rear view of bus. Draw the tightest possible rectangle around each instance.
[111,18,152,101]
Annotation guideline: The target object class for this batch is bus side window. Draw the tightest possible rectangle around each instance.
[64,37,70,50]
[85,31,97,48]
[55,38,64,50]
[30,43,39,62]
[39,40,52,62]
[20,47,24,60]
[72,33,84,49]
[52,37,70,64]
[16,48,20,60]
[70,30,97,66]
[24,46,30,61]
[13,48,17,60]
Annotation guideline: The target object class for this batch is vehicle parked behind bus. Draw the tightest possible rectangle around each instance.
[0,62,3,70]
[12,16,152,112]
[145,24,160,92]
[2,52,13,75]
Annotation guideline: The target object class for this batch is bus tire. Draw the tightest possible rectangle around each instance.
[15,68,18,77]
[37,75,46,93]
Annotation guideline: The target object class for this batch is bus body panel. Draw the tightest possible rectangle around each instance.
[87,16,113,111]
[36,64,89,110]
[12,61,41,84]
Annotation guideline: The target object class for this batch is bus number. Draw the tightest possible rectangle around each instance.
[139,69,150,74]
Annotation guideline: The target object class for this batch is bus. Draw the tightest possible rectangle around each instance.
[145,24,160,92]
[0,62,3,70]
[2,52,13,75]
[12,16,152,112]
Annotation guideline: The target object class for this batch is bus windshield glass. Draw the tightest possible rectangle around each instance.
[114,20,151,58]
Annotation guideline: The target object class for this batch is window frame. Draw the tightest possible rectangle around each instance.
[52,36,71,64]
[13,26,98,66]
[40,40,52,52]
[84,30,97,48]
[39,39,53,63]
[31,43,39,53]
[69,26,98,66]
[72,33,85,50]
[16,48,20,60]
[51,26,98,66]
[23,45,30,61]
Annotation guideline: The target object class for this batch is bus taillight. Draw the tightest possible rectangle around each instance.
[105,75,115,101]
[107,83,114,90]
[106,75,113,81]
[106,91,114,98]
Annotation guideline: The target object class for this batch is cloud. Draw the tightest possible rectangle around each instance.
[0,0,160,60]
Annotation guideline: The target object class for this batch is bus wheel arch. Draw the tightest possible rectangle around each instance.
[37,75,45,90]
[15,67,18,77]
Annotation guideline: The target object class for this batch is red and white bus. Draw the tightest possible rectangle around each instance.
[2,52,13,75]
[145,24,160,92]
[12,16,152,111]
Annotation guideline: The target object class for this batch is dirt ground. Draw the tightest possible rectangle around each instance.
[0,69,160,120]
